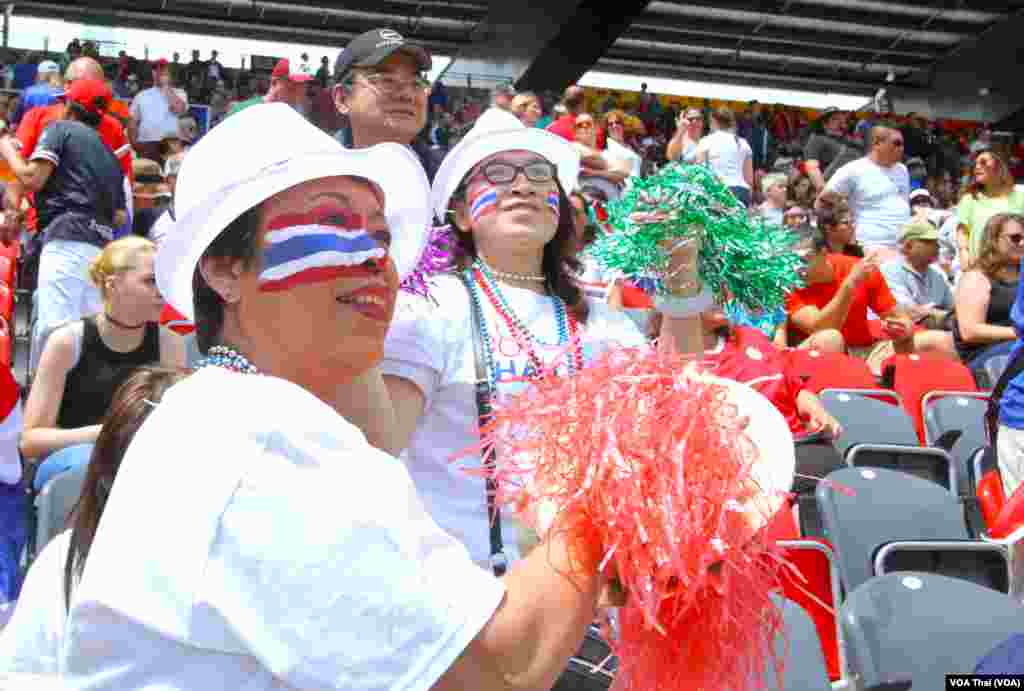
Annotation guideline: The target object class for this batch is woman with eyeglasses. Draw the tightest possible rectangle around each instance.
[666,107,704,164]
[957,150,1024,270]
[815,191,864,257]
[380,114,704,689]
[953,212,1024,375]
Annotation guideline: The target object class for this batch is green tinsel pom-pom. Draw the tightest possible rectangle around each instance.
[585,163,805,312]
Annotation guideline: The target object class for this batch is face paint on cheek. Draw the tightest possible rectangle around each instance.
[257,209,388,292]
[546,192,560,217]
[468,184,498,223]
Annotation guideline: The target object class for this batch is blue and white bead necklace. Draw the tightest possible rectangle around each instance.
[197,344,260,375]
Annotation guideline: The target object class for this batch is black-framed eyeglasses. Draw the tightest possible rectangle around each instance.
[470,160,557,185]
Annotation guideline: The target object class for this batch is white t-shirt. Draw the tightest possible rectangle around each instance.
[60,367,504,690]
[0,531,70,674]
[129,87,189,144]
[605,139,642,179]
[696,130,752,189]
[381,273,645,567]
[825,157,911,249]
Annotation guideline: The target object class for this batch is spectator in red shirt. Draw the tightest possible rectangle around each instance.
[545,85,605,149]
[785,223,947,374]
[6,57,133,234]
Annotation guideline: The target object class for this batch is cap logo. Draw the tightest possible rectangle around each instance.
[379,29,403,41]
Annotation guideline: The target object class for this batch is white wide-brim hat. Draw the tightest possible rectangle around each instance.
[430,106,581,223]
[156,103,431,322]
[709,375,796,531]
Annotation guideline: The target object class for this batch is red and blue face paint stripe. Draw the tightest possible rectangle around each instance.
[258,210,386,292]
[469,185,498,223]
[546,191,560,216]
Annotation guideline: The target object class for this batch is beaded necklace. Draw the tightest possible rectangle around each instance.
[465,260,582,390]
[196,344,260,375]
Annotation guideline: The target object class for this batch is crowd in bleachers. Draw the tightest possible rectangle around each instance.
[0,23,1021,690]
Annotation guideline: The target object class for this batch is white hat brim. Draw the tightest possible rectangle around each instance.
[156,143,430,322]
[431,127,581,222]
[707,375,796,528]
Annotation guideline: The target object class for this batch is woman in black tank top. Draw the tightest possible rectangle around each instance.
[21,237,186,491]
[953,212,1024,369]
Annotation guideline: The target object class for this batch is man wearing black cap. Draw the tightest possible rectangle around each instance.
[333,28,440,181]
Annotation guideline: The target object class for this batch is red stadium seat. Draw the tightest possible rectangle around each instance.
[978,470,1007,535]
[783,348,878,394]
[0,317,12,367]
[0,239,21,262]
[0,283,14,323]
[777,539,843,680]
[0,255,15,288]
[159,304,194,335]
[881,353,978,443]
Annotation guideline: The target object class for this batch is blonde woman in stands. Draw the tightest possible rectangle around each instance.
[19,237,185,492]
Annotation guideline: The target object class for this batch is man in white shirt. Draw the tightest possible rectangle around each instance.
[129,58,188,162]
[822,124,910,258]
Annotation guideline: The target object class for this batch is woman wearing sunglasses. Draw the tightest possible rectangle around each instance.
[666,107,704,164]
[380,111,704,689]
[954,212,1024,376]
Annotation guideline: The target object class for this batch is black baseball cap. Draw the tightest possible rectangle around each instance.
[335,28,431,79]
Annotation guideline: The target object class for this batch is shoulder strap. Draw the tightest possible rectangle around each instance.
[459,270,507,576]
[986,346,1024,447]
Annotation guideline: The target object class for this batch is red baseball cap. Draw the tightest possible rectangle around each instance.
[153,58,170,70]
[271,58,314,83]
[61,79,112,115]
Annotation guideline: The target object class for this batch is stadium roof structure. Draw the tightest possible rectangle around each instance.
[18,0,1024,98]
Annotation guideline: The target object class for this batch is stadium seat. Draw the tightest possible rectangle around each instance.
[979,354,1012,391]
[159,304,195,335]
[0,255,16,289]
[818,390,918,459]
[881,353,977,443]
[816,467,970,593]
[759,594,832,691]
[776,539,843,681]
[0,283,14,324]
[783,349,877,394]
[0,317,13,368]
[873,540,1009,593]
[924,392,989,495]
[846,443,957,492]
[841,572,1024,691]
[33,463,87,557]
[966,447,1006,537]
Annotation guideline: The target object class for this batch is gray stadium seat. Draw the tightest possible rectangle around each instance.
[842,572,1024,690]
[34,464,87,554]
[818,390,918,459]
[924,392,988,494]
[874,540,1009,594]
[759,594,832,691]
[815,467,970,592]
[846,443,958,492]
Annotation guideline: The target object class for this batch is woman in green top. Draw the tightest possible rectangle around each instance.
[958,149,1024,269]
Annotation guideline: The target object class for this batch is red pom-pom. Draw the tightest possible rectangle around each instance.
[470,345,793,691]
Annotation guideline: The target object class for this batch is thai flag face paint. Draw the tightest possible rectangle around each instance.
[258,206,389,293]
[546,191,560,216]
[469,184,499,223]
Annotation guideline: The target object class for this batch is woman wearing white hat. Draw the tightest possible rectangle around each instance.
[34,103,673,691]
[379,110,707,686]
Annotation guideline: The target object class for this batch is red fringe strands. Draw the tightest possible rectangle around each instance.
[473,345,791,691]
